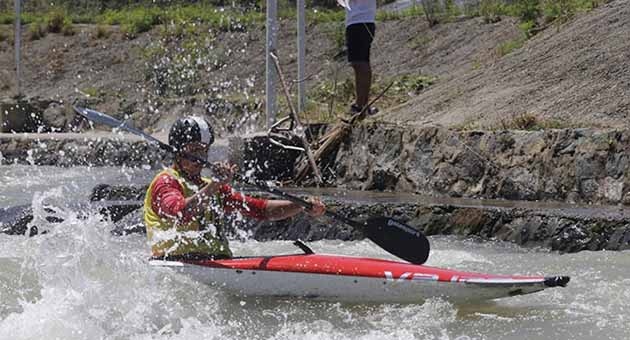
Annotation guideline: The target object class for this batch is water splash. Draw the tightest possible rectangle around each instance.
[1,167,629,339]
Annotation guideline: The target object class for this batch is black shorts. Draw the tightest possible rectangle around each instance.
[346,23,375,63]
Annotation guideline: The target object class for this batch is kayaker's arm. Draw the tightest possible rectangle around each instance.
[263,200,305,221]
[220,183,325,221]
[182,161,236,217]
[151,174,226,221]
[264,198,326,221]
[182,181,224,217]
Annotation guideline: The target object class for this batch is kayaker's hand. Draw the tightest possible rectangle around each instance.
[212,161,238,184]
[305,197,325,217]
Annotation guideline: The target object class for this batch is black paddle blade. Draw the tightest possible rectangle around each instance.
[363,217,430,264]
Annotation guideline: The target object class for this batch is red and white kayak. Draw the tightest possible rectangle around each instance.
[150,250,569,303]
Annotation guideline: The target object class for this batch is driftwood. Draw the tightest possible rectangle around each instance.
[294,81,394,184]
[265,51,392,185]
[270,52,323,184]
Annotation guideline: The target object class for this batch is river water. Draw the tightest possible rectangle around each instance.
[1,165,628,339]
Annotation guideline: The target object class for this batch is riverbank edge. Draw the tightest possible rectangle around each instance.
[3,190,629,253]
[331,124,630,206]
[3,125,630,205]
[2,125,630,253]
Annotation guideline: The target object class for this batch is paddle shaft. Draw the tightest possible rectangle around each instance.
[257,184,361,229]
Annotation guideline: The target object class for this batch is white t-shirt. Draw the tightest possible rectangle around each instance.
[344,0,376,26]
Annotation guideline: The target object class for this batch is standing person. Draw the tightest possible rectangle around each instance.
[144,116,326,260]
[342,0,377,115]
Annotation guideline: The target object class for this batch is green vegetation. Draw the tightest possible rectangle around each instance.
[423,0,602,28]
[490,0,606,56]
[45,9,69,33]
[421,0,464,26]
[305,73,436,122]
[497,36,526,56]
[323,21,346,54]
[0,12,12,25]
[141,23,221,97]
[80,87,103,98]
[0,0,611,34]
[0,29,10,43]
[377,5,425,21]
[3,9,75,39]
[0,3,343,39]
[455,111,577,131]
[497,112,567,130]
[308,8,344,25]
[408,34,433,50]
[479,0,503,23]
[540,0,596,25]
[477,0,609,26]
[94,24,111,39]
[28,21,47,41]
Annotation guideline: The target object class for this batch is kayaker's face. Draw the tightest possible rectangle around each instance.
[176,142,209,177]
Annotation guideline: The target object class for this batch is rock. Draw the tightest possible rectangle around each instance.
[365,168,399,191]
[42,102,72,131]
[606,153,628,179]
[90,184,148,201]
[0,134,168,167]
[0,97,55,132]
[576,155,606,180]
[0,205,65,237]
[579,179,599,200]
[332,125,630,205]
[551,223,590,253]
[230,133,302,181]
[111,209,146,236]
[0,205,38,236]
[600,177,624,202]
[449,208,490,236]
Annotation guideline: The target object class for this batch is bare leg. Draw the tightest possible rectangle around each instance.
[352,61,372,109]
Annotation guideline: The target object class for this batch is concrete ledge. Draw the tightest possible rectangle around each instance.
[3,185,629,253]
[0,132,170,167]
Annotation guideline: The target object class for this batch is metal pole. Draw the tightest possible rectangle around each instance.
[14,0,21,97]
[297,0,306,113]
[265,0,277,128]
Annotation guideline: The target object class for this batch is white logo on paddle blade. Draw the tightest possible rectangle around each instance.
[386,219,419,236]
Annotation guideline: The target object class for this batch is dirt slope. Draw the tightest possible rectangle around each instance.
[2,1,627,134]
[0,8,522,134]
[384,0,630,128]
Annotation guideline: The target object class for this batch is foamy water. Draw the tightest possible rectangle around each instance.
[1,166,629,339]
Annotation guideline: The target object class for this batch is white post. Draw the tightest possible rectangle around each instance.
[297,0,306,114]
[265,0,278,128]
[14,0,21,97]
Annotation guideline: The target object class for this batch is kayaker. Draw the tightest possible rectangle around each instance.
[144,116,326,260]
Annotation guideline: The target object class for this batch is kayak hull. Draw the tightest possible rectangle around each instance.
[150,254,568,303]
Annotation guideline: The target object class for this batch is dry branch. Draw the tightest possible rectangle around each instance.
[294,81,394,183]
[270,52,323,184]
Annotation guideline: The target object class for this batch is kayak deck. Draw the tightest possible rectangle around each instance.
[150,252,569,303]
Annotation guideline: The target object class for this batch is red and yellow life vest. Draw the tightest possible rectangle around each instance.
[143,168,232,258]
